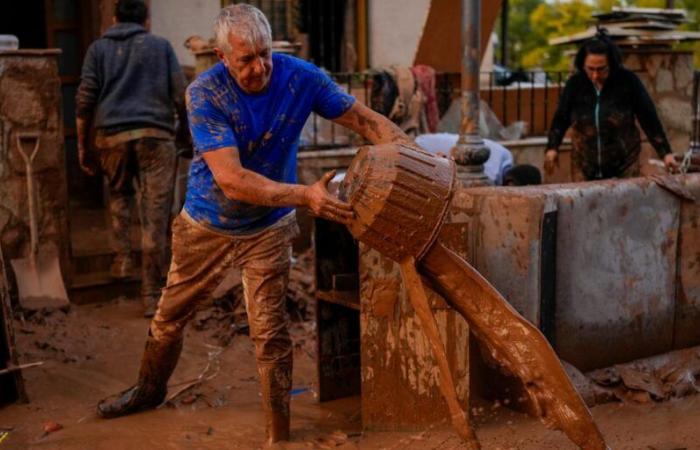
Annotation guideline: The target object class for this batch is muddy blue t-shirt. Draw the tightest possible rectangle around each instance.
[184,53,355,234]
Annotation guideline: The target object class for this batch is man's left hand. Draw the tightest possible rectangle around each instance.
[304,170,355,226]
[664,153,680,173]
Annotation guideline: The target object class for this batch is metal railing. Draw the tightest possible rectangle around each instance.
[299,70,570,151]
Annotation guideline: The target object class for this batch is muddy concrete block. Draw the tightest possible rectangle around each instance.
[674,174,700,348]
[553,179,679,371]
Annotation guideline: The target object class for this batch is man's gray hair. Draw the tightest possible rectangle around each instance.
[214,4,272,52]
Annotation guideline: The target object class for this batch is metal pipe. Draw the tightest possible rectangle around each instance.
[451,0,490,186]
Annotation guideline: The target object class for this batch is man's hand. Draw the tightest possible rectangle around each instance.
[304,170,354,226]
[544,149,559,175]
[664,153,679,173]
[77,144,96,176]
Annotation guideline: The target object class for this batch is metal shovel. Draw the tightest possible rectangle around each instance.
[10,132,70,310]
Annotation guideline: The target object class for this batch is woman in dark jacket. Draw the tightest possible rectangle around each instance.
[545,33,678,180]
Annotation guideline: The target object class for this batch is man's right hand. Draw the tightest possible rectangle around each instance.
[78,145,96,176]
[304,170,355,226]
[544,149,559,175]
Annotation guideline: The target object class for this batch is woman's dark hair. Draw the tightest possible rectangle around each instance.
[115,0,148,24]
[574,29,623,73]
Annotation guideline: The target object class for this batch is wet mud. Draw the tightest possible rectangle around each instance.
[2,285,700,448]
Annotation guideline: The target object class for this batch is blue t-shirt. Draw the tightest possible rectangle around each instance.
[184,53,355,234]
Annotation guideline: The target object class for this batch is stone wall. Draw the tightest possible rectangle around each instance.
[624,50,695,154]
[0,51,70,285]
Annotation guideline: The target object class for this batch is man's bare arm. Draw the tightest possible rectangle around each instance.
[76,117,96,176]
[332,102,412,145]
[202,146,354,225]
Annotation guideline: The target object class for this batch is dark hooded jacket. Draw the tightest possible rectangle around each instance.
[76,23,185,134]
[546,67,671,180]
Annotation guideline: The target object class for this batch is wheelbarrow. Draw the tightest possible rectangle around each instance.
[10,132,69,311]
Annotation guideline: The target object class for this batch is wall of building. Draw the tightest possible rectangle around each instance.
[150,0,220,67]
[623,50,694,154]
[368,0,431,68]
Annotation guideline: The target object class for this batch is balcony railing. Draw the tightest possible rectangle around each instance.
[299,70,571,151]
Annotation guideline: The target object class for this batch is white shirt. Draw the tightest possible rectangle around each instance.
[414,133,514,185]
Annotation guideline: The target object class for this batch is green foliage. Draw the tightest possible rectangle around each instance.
[499,0,699,70]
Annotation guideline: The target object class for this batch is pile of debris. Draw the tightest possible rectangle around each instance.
[567,346,700,406]
[550,7,700,48]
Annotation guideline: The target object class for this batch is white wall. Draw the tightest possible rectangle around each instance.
[368,0,431,67]
[150,0,220,67]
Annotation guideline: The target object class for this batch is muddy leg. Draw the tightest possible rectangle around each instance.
[97,213,238,418]
[239,219,298,445]
[420,242,608,450]
[242,261,293,444]
[400,258,480,449]
[99,143,136,279]
[134,138,176,317]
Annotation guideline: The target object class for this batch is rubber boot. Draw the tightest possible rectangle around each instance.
[259,363,292,445]
[97,333,182,418]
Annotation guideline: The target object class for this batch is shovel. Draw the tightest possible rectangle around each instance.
[10,132,70,311]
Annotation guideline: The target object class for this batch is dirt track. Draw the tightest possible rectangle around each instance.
[2,299,700,449]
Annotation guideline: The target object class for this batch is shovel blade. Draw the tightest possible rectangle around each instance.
[10,256,70,310]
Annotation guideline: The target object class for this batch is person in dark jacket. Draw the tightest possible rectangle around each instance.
[545,33,678,180]
[76,0,187,317]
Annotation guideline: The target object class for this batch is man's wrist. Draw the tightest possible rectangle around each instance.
[297,184,311,208]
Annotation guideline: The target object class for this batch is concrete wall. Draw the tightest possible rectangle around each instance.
[150,0,220,67]
[451,174,700,371]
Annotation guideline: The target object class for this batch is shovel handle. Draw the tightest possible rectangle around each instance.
[16,133,41,264]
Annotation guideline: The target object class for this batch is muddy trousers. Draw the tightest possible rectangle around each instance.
[149,211,298,443]
[99,137,176,303]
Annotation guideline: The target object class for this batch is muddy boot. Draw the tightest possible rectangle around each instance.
[110,253,133,280]
[97,333,182,418]
[259,363,292,444]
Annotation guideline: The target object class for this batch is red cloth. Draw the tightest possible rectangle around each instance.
[411,65,439,133]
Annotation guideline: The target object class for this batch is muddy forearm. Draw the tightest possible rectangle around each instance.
[76,117,91,151]
[219,167,308,208]
[333,102,412,145]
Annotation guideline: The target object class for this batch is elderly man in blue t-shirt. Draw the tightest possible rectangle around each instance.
[96,4,411,444]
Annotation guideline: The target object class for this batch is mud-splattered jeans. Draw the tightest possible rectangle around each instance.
[151,211,299,423]
[99,137,176,301]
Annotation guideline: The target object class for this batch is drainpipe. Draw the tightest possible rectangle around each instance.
[451,0,490,187]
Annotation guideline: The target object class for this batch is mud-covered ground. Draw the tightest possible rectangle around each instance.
[2,298,700,449]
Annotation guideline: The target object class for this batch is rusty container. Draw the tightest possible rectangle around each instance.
[341,143,456,262]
